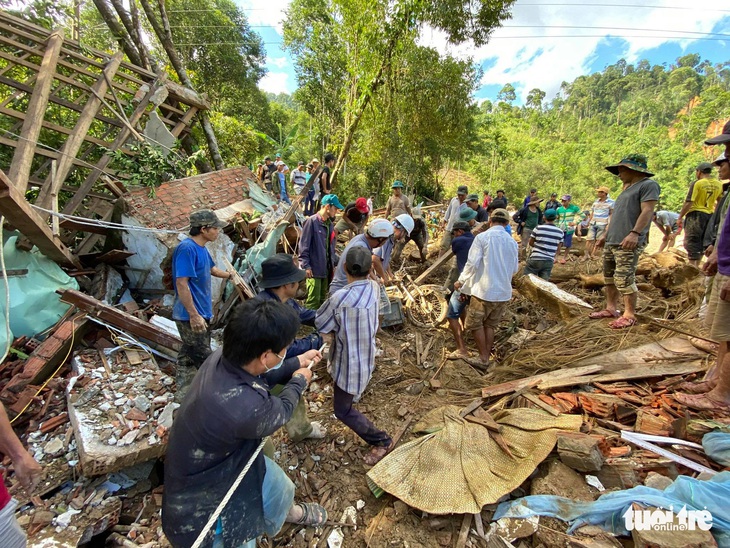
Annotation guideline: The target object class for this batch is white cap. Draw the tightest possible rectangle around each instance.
[366,219,395,239]
[395,214,414,235]
[713,153,727,166]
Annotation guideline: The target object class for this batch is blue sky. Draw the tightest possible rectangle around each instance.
[237,0,730,105]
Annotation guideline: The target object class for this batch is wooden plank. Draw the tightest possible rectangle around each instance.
[35,51,124,211]
[7,30,63,192]
[57,289,182,351]
[413,250,454,285]
[0,105,114,148]
[0,170,80,267]
[170,106,198,137]
[481,365,604,399]
[61,82,158,215]
[455,513,472,548]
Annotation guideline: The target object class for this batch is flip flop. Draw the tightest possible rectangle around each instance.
[293,503,328,527]
[608,316,636,329]
[673,392,730,411]
[364,442,393,465]
[589,309,620,319]
[446,350,471,360]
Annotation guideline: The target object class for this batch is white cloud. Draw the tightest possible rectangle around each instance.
[269,56,290,69]
[236,0,291,34]
[418,0,730,103]
[259,71,290,94]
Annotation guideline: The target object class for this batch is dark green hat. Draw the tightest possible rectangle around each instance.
[392,180,405,189]
[190,209,226,228]
[605,154,654,177]
[459,208,477,222]
[467,193,480,202]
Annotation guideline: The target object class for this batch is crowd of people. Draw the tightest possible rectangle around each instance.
[159,137,730,547]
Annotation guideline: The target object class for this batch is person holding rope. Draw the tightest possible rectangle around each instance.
[163,299,327,547]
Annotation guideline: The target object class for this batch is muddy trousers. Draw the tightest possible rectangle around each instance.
[174,321,212,401]
[333,385,392,447]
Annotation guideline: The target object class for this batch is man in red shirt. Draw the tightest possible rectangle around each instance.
[1,402,42,546]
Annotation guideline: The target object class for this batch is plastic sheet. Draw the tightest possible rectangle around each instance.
[494,472,730,546]
[703,431,730,467]
[0,234,78,350]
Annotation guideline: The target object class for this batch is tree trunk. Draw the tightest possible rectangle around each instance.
[109,0,153,71]
[138,0,225,171]
[91,0,144,67]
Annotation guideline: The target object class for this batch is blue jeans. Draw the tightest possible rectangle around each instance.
[280,186,291,204]
[447,290,467,319]
[239,457,295,547]
[524,258,555,281]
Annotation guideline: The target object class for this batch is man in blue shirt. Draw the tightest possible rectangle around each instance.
[446,221,475,361]
[172,209,232,397]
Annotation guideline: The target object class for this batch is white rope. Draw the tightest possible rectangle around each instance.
[30,204,185,235]
[0,216,11,364]
[191,437,268,548]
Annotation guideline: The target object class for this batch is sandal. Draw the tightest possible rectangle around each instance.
[465,356,490,372]
[589,309,620,319]
[364,442,393,466]
[608,316,636,329]
[292,503,328,526]
[673,392,730,411]
[447,350,471,361]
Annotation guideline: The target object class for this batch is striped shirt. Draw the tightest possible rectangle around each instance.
[591,198,615,225]
[315,279,379,398]
[530,223,564,261]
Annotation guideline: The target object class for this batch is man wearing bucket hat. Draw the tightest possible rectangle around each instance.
[172,210,233,397]
[454,208,519,370]
[583,186,615,261]
[439,185,469,256]
[385,180,412,219]
[678,161,723,266]
[298,194,344,309]
[588,154,660,329]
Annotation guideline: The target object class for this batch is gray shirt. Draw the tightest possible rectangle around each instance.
[605,178,661,246]
[656,210,679,229]
[329,234,373,295]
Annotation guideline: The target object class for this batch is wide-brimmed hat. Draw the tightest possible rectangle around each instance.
[459,208,477,222]
[311,158,320,164]
[605,154,654,177]
[706,120,730,145]
[528,197,543,205]
[595,186,611,194]
[259,254,306,288]
[190,209,226,228]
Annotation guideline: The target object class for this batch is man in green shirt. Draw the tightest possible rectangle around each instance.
[556,195,582,263]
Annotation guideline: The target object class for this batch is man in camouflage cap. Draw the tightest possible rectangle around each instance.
[172,209,232,398]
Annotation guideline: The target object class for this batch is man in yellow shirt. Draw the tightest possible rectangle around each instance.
[679,161,723,266]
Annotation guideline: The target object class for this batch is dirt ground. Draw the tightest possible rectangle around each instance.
[258,229,708,548]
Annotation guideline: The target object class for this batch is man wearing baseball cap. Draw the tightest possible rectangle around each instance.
[385,180,413,220]
[334,197,370,239]
[439,185,469,256]
[454,208,519,370]
[678,161,723,266]
[467,193,489,223]
[298,194,344,309]
[583,186,615,261]
[588,154,660,329]
[172,209,233,397]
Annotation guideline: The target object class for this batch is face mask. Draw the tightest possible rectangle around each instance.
[265,350,286,371]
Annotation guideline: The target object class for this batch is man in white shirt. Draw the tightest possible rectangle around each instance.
[439,185,469,256]
[454,208,518,370]
[291,162,307,195]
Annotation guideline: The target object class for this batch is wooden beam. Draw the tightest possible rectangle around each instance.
[62,82,158,215]
[57,288,182,351]
[413,250,453,285]
[7,30,63,192]
[35,52,124,211]
[170,106,198,137]
[0,170,80,267]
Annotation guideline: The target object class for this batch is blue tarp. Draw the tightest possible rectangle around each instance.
[704,431,730,467]
[495,472,730,546]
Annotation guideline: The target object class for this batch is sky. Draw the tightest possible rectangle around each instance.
[236,0,730,105]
